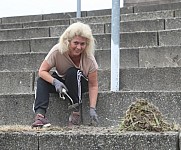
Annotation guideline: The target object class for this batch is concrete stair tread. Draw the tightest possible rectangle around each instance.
[0,9,180,31]
[1,45,181,70]
[1,1,181,149]
[0,129,178,150]
[0,7,132,25]
[1,27,181,48]
[0,67,181,93]
[125,0,180,6]
[134,1,181,13]
[1,1,181,24]
[0,18,166,33]
[1,91,181,127]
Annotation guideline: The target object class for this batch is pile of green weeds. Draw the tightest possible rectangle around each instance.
[120,99,179,132]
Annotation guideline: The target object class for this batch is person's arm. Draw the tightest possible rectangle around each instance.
[38,60,68,93]
[38,60,54,84]
[88,70,98,108]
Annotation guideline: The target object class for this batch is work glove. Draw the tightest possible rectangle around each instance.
[90,107,99,126]
[52,78,68,94]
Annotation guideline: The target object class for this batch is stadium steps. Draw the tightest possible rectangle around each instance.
[1,1,181,149]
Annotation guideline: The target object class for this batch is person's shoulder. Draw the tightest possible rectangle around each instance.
[86,54,96,61]
[48,43,61,54]
[52,43,60,51]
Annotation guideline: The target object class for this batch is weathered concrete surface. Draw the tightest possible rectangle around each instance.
[0,39,30,54]
[95,32,158,49]
[0,23,23,30]
[0,130,178,150]
[0,31,159,52]
[38,130,179,150]
[159,29,181,46]
[139,46,181,67]
[165,18,181,30]
[121,10,173,21]
[86,7,134,16]
[0,27,50,40]
[1,91,181,127]
[1,67,181,94]
[134,1,181,13]
[124,0,180,6]
[23,19,70,28]
[0,132,38,150]
[30,37,58,52]
[0,93,69,126]
[175,9,181,17]
[50,23,105,37]
[106,19,165,33]
[95,48,139,69]
[0,53,46,71]
[0,71,34,94]
[82,91,181,127]
[0,37,56,54]
[98,67,181,91]
[42,11,86,20]
[2,45,181,71]
[1,15,42,24]
[70,15,112,24]
[0,49,138,71]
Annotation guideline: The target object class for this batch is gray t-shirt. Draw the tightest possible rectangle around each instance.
[45,43,98,78]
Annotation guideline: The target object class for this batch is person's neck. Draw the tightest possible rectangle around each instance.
[69,54,81,66]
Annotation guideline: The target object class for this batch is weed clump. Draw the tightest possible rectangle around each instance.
[120,99,179,132]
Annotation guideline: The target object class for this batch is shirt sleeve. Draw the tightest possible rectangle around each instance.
[89,55,99,73]
[45,45,59,68]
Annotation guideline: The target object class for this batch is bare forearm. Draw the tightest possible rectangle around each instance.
[38,60,54,84]
[89,86,98,108]
[39,71,54,84]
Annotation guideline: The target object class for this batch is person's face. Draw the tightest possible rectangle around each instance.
[69,36,87,57]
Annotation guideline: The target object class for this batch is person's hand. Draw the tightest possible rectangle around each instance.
[52,78,68,94]
[90,107,99,126]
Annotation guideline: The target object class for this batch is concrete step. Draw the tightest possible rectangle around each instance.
[99,67,181,91]
[0,48,138,71]
[82,91,181,127]
[0,53,46,71]
[0,18,163,35]
[0,15,181,44]
[0,7,132,25]
[0,9,179,31]
[159,28,181,46]
[0,93,68,126]
[1,91,181,127]
[0,31,158,49]
[1,45,181,71]
[0,38,58,54]
[1,2,181,26]
[0,18,165,33]
[134,1,181,13]
[0,23,106,40]
[0,19,70,30]
[121,9,174,21]
[125,0,180,6]
[0,27,50,40]
[97,46,181,69]
[0,71,34,94]
[0,130,178,150]
[1,67,181,94]
[0,12,78,24]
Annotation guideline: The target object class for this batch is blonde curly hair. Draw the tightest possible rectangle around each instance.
[58,22,95,55]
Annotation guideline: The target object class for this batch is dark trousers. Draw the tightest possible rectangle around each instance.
[33,67,88,115]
